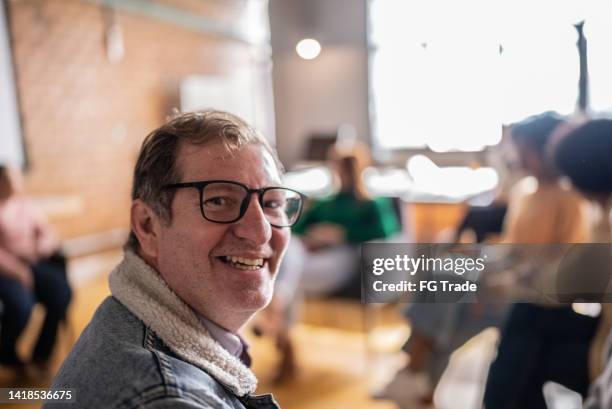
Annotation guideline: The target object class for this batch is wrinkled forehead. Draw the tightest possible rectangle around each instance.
[176,141,283,184]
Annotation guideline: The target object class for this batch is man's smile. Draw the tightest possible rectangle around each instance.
[218,255,266,270]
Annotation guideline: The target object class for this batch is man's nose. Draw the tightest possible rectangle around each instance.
[232,195,272,245]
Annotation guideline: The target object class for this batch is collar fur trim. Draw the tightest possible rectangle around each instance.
[109,250,257,397]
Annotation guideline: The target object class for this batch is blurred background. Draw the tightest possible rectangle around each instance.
[1,0,612,408]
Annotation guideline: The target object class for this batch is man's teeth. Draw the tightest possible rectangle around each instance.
[223,256,264,269]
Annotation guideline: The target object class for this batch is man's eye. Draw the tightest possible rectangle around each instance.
[264,199,283,209]
[204,197,232,207]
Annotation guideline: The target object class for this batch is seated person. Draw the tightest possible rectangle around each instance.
[0,165,71,378]
[46,111,302,408]
[483,112,598,409]
[378,113,594,409]
[377,202,508,407]
[288,141,401,297]
[376,133,517,408]
[552,118,612,409]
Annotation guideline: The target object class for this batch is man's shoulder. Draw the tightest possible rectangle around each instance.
[49,297,243,409]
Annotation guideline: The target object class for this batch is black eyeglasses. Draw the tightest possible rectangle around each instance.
[162,180,306,228]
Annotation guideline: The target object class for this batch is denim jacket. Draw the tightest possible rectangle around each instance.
[45,252,280,409]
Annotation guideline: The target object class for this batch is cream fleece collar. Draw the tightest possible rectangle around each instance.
[109,250,258,397]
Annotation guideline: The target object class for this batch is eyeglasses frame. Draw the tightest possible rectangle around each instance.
[162,179,306,228]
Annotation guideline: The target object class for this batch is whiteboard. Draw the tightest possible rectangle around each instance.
[179,68,276,145]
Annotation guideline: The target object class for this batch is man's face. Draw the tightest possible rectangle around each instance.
[154,142,290,329]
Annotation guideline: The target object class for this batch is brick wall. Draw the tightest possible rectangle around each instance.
[8,0,268,240]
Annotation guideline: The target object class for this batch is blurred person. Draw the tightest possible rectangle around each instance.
[377,206,509,408]
[288,141,401,297]
[375,128,520,409]
[257,141,401,383]
[379,273,507,407]
[377,303,505,409]
[0,165,71,378]
[552,118,612,409]
[483,112,599,409]
[46,111,304,409]
[454,125,516,243]
[455,205,508,243]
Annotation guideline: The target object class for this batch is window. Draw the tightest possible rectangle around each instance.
[369,0,612,151]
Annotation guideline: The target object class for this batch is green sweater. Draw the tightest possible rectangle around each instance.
[292,191,401,244]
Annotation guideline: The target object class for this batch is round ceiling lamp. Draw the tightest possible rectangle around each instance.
[295,38,321,60]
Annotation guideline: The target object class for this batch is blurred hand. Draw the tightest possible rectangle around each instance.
[13,267,34,291]
[35,226,60,259]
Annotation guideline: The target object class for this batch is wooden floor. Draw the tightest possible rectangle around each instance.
[0,251,497,409]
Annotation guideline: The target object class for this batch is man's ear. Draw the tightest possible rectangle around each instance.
[131,199,162,262]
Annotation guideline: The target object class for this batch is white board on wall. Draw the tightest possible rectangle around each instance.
[179,68,276,145]
[0,0,25,168]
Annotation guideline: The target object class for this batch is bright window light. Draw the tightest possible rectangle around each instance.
[363,167,413,196]
[283,166,333,196]
[406,155,499,199]
[369,0,611,151]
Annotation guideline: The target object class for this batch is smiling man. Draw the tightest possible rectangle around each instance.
[46,111,304,409]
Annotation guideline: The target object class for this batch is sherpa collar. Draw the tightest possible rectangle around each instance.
[109,250,258,397]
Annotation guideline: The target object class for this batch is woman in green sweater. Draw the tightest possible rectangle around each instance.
[289,142,401,295]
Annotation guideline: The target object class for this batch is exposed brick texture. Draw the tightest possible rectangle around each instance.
[8,0,266,239]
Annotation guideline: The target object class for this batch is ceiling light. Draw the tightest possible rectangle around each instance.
[296,38,321,60]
